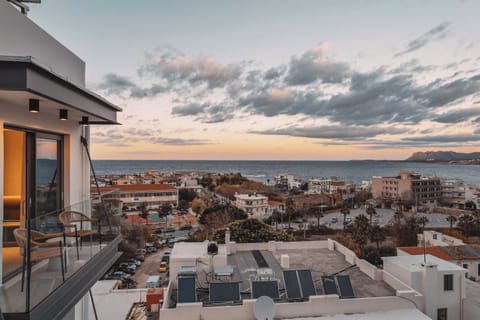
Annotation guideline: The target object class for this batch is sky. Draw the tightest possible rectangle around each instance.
[28,0,480,160]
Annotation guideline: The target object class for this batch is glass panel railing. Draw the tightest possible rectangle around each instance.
[0,190,121,314]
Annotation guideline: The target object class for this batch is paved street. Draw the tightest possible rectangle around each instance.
[131,248,171,288]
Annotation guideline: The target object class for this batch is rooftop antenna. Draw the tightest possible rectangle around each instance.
[254,296,275,320]
[7,0,41,15]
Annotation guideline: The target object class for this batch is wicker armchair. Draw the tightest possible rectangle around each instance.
[13,228,66,291]
[58,211,99,259]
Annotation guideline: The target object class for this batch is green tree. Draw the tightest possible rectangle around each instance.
[458,214,474,237]
[366,205,377,224]
[417,216,429,231]
[160,203,172,221]
[138,202,149,224]
[178,189,197,202]
[191,198,206,217]
[340,206,350,234]
[350,214,370,256]
[213,219,294,243]
[369,224,386,250]
[285,197,296,228]
[446,215,457,232]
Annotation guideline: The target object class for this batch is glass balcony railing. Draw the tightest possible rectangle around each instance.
[0,190,122,315]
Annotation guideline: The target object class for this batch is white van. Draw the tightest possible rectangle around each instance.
[146,275,160,288]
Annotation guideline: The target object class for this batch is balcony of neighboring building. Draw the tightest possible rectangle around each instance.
[1,192,123,320]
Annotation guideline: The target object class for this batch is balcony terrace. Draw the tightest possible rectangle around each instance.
[1,193,123,320]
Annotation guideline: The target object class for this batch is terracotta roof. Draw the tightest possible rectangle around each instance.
[268,200,283,206]
[398,246,454,261]
[442,245,480,260]
[331,181,346,186]
[94,184,177,192]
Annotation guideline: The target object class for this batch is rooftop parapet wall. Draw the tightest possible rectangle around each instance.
[160,295,419,320]
[0,1,86,87]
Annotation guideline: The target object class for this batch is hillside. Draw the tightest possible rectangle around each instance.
[406,151,480,162]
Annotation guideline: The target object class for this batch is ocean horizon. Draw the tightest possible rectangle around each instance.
[92,160,480,186]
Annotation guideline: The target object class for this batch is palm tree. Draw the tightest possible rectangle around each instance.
[446,215,457,232]
[351,214,370,256]
[366,205,377,224]
[369,225,386,250]
[417,216,429,231]
[458,214,474,237]
[285,197,295,229]
[340,206,350,234]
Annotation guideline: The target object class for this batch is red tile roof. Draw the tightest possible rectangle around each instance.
[268,200,283,206]
[94,184,177,192]
[398,246,454,261]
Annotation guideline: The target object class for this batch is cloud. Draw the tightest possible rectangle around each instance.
[433,108,480,123]
[138,48,242,88]
[151,137,210,145]
[130,84,166,98]
[172,102,235,123]
[395,22,450,57]
[251,125,406,140]
[285,44,350,85]
[97,73,137,95]
[402,134,480,143]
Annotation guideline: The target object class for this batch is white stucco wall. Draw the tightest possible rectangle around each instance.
[0,0,85,87]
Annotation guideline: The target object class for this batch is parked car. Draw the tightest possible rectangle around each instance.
[108,271,127,280]
[345,217,352,224]
[146,246,158,253]
[135,254,145,262]
[164,232,175,239]
[331,217,338,223]
[159,261,168,273]
[128,259,142,267]
[161,255,169,263]
[179,224,192,231]
[118,266,135,275]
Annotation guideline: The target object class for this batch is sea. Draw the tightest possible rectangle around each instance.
[92,160,480,187]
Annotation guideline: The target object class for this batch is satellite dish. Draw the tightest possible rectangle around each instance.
[254,296,275,320]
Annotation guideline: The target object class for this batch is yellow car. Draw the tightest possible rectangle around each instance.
[159,261,168,273]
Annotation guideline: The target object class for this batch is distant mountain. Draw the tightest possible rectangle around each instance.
[406,151,480,162]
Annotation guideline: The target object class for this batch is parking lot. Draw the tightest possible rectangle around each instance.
[131,248,171,288]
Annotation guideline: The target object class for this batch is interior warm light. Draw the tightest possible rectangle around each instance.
[59,109,68,120]
[29,99,39,113]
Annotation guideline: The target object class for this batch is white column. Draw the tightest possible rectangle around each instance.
[74,293,90,320]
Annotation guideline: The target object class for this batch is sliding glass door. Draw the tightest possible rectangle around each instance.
[28,132,63,233]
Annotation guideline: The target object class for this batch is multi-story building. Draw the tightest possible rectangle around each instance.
[274,173,301,191]
[233,192,268,218]
[441,179,466,209]
[307,178,331,194]
[372,170,441,208]
[97,184,178,210]
[1,2,122,319]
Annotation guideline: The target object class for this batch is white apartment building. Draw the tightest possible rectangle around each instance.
[307,178,331,194]
[419,230,466,247]
[97,184,178,210]
[383,254,466,320]
[274,173,301,190]
[442,179,466,209]
[234,193,268,219]
[1,1,122,319]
